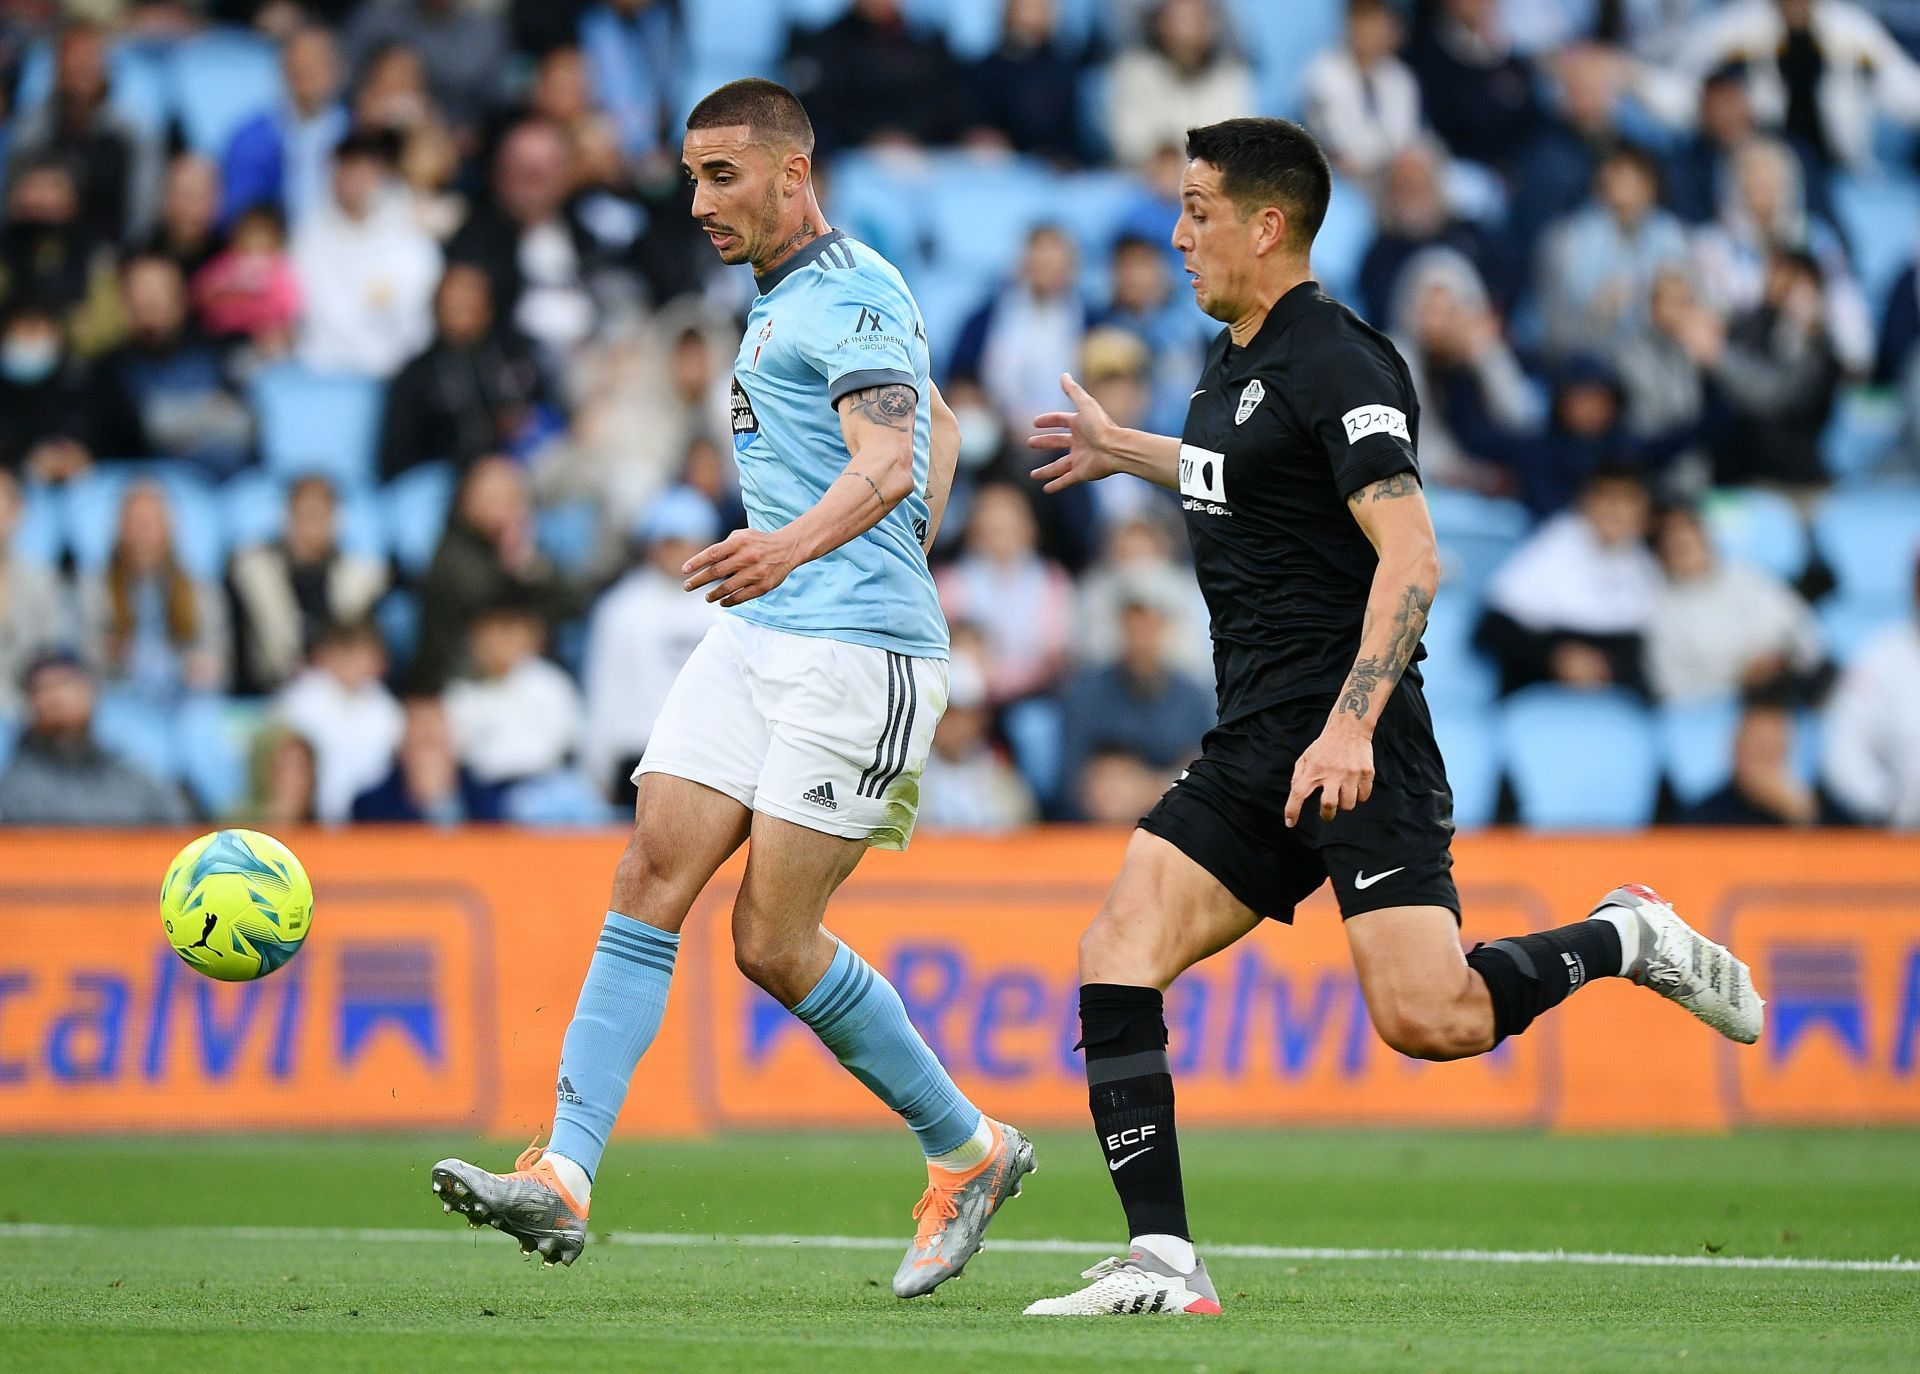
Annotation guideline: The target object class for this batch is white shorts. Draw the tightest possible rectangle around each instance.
[634,616,948,849]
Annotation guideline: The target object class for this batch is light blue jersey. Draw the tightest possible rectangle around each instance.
[727,229,948,659]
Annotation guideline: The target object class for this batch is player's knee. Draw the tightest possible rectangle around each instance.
[1079,901,1183,988]
[731,922,811,999]
[1372,1003,1482,1062]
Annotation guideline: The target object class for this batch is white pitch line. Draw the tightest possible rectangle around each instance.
[1,1223,1913,1275]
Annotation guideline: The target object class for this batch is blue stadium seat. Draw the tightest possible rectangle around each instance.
[1822,387,1903,482]
[251,365,384,489]
[1003,696,1065,808]
[1499,686,1659,830]
[1427,488,1530,600]
[374,587,421,674]
[1701,487,1808,583]
[1056,171,1148,266]
[685,0,786,67]
[93,688,182,783]
[1419,590,1498,713]
[1812,484,1920,603]
[502,769,622,826]
[67,465,224,578]
[385,463,456,578]
[911,267,989,378]
[826,152,930,276]
[224,472,388,563]
[14,37,172,138]
[1819,595,1904,664]
[10,481,64,567]
[536,502,601,576]
[1658,695,1740,807]
[1431,709,1501,830]
[922,155,1059,282]
[787,0,854,29]
[1832,171,1920,308]
[172,28,283,157]
[156,471,225,582]
[1224,0,1343,117]
[1313,175,1374,306]
[175,693,255,818]
[0,713,16,775]
[61,470,131,572]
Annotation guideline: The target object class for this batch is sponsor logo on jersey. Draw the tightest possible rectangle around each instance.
[730,377,759,443]
[1177,443,1230,515]
[1235,378,1265,425]
[854,306,886,333]
[1341,404,1410,444]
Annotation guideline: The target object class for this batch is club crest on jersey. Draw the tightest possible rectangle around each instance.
[751,318,774,368]
[1234,379,1265,425]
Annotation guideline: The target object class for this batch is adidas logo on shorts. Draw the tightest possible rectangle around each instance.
[802,782,839,811]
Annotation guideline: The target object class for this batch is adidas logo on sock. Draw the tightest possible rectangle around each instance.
[802,782,838,810]
[556,1075,583,1105]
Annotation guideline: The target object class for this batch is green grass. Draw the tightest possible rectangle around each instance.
[2,1131,1917,1372]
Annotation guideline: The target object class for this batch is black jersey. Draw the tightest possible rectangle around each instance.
[1178,280,1424,724]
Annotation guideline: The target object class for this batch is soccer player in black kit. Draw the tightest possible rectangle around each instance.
[1021,118,1766,1318]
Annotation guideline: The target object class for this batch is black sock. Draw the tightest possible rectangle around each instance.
[1078,983,1190,1243]
[1465,918,1623,1046]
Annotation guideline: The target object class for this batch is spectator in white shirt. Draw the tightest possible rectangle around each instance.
[291,130,442,378]
[1645,504,1825,702]
[1477,465,1662,694]
[1304,0,1424,183]
[918,642,1038,833]
[1822,558,1920,826]
[1106,0,1255,167]
[275,620,405,823]
[444,599,583,786]
[581,486,722,800]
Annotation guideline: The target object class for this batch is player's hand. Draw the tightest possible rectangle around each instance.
[683,528,800,607]
[1284,721,1375,827]
[1028,372,1122,492]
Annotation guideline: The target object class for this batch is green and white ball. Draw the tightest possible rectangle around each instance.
[161,829,314,982]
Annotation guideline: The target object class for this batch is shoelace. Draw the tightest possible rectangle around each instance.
[511,1136,546,1177]
[1078,1256,1136,1282]
[910,1180,961,1245]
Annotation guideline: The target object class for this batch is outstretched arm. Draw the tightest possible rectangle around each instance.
[921,381,959,552]
[683,381,918,606]
[1028,372,1182,493]
[1284,472,1441,826]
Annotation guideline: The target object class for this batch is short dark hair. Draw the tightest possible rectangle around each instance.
[1185,118,1331,251]
[686,78,815,155]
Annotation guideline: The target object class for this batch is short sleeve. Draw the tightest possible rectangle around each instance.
[1294,331,1420,500]
[794,271,924,409]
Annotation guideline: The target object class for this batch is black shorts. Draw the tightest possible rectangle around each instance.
[1139,685,1459,923]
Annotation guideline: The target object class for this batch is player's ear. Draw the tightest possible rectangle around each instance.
[783,149,811,197]
[1253,206,1288,259]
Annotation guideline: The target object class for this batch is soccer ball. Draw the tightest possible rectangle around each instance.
[161,829,314,982]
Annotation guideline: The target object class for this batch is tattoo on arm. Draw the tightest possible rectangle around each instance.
[1347,470,1420,506]
[842,382,917,433]
[1336,582,1435,721]
[844,469,885,506]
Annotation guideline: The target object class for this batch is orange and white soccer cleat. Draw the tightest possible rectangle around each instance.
[430,1141,590,1267]
[891,1119,1037,1297]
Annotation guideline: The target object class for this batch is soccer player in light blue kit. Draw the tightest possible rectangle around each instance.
[431,80,1035,1297]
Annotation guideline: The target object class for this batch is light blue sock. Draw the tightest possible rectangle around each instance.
[792,940,983,1158]
[547,912,678,1179]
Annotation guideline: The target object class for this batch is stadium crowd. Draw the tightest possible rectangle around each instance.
[1,0,1919,832]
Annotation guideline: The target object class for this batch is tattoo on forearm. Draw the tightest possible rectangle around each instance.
[1336,582,1434,721]
[1347,471,1420,505]
[844,382,917,433]
[845,469,885,506]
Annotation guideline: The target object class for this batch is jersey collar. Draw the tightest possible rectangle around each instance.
[755,228,847,293]
[1248,279,1324,347]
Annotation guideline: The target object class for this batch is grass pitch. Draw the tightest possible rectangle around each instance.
[2,1130,1916,1373]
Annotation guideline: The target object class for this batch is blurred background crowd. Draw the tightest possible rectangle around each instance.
[2,0,1920,834]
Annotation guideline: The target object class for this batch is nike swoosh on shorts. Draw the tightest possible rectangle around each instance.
[1353,867,1407,890]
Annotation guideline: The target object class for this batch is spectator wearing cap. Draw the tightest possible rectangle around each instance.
[1357,139,1511,328]
[291,130,443,378]
[1409,0,1542,171]
[1476,465,1661,695]
[379,263,555,481]
[1302,0,1423,184]
[1057,569,1215,821]
[344,0,509,135]
[1539,143,1690,359]
[275,620,406,824]
[221,24,350,230]
[78,482,229,704]
[1488,355,1643,518]
[4,23,162,245]
[0,650,191,825]
[1106,0,1254,168]
[1822,556,1920,827]
[412,455,585,692]
[1645,504,1825,704]
[1687,693,1842,826]
[0,470,64,718]
[952,225,1090,436]
[581,485,721,800]
[443,599,583,787]
[918,637,1039,833]
[1073,328,1167,542]
[352,695,506,823]
[228,476,390,696]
